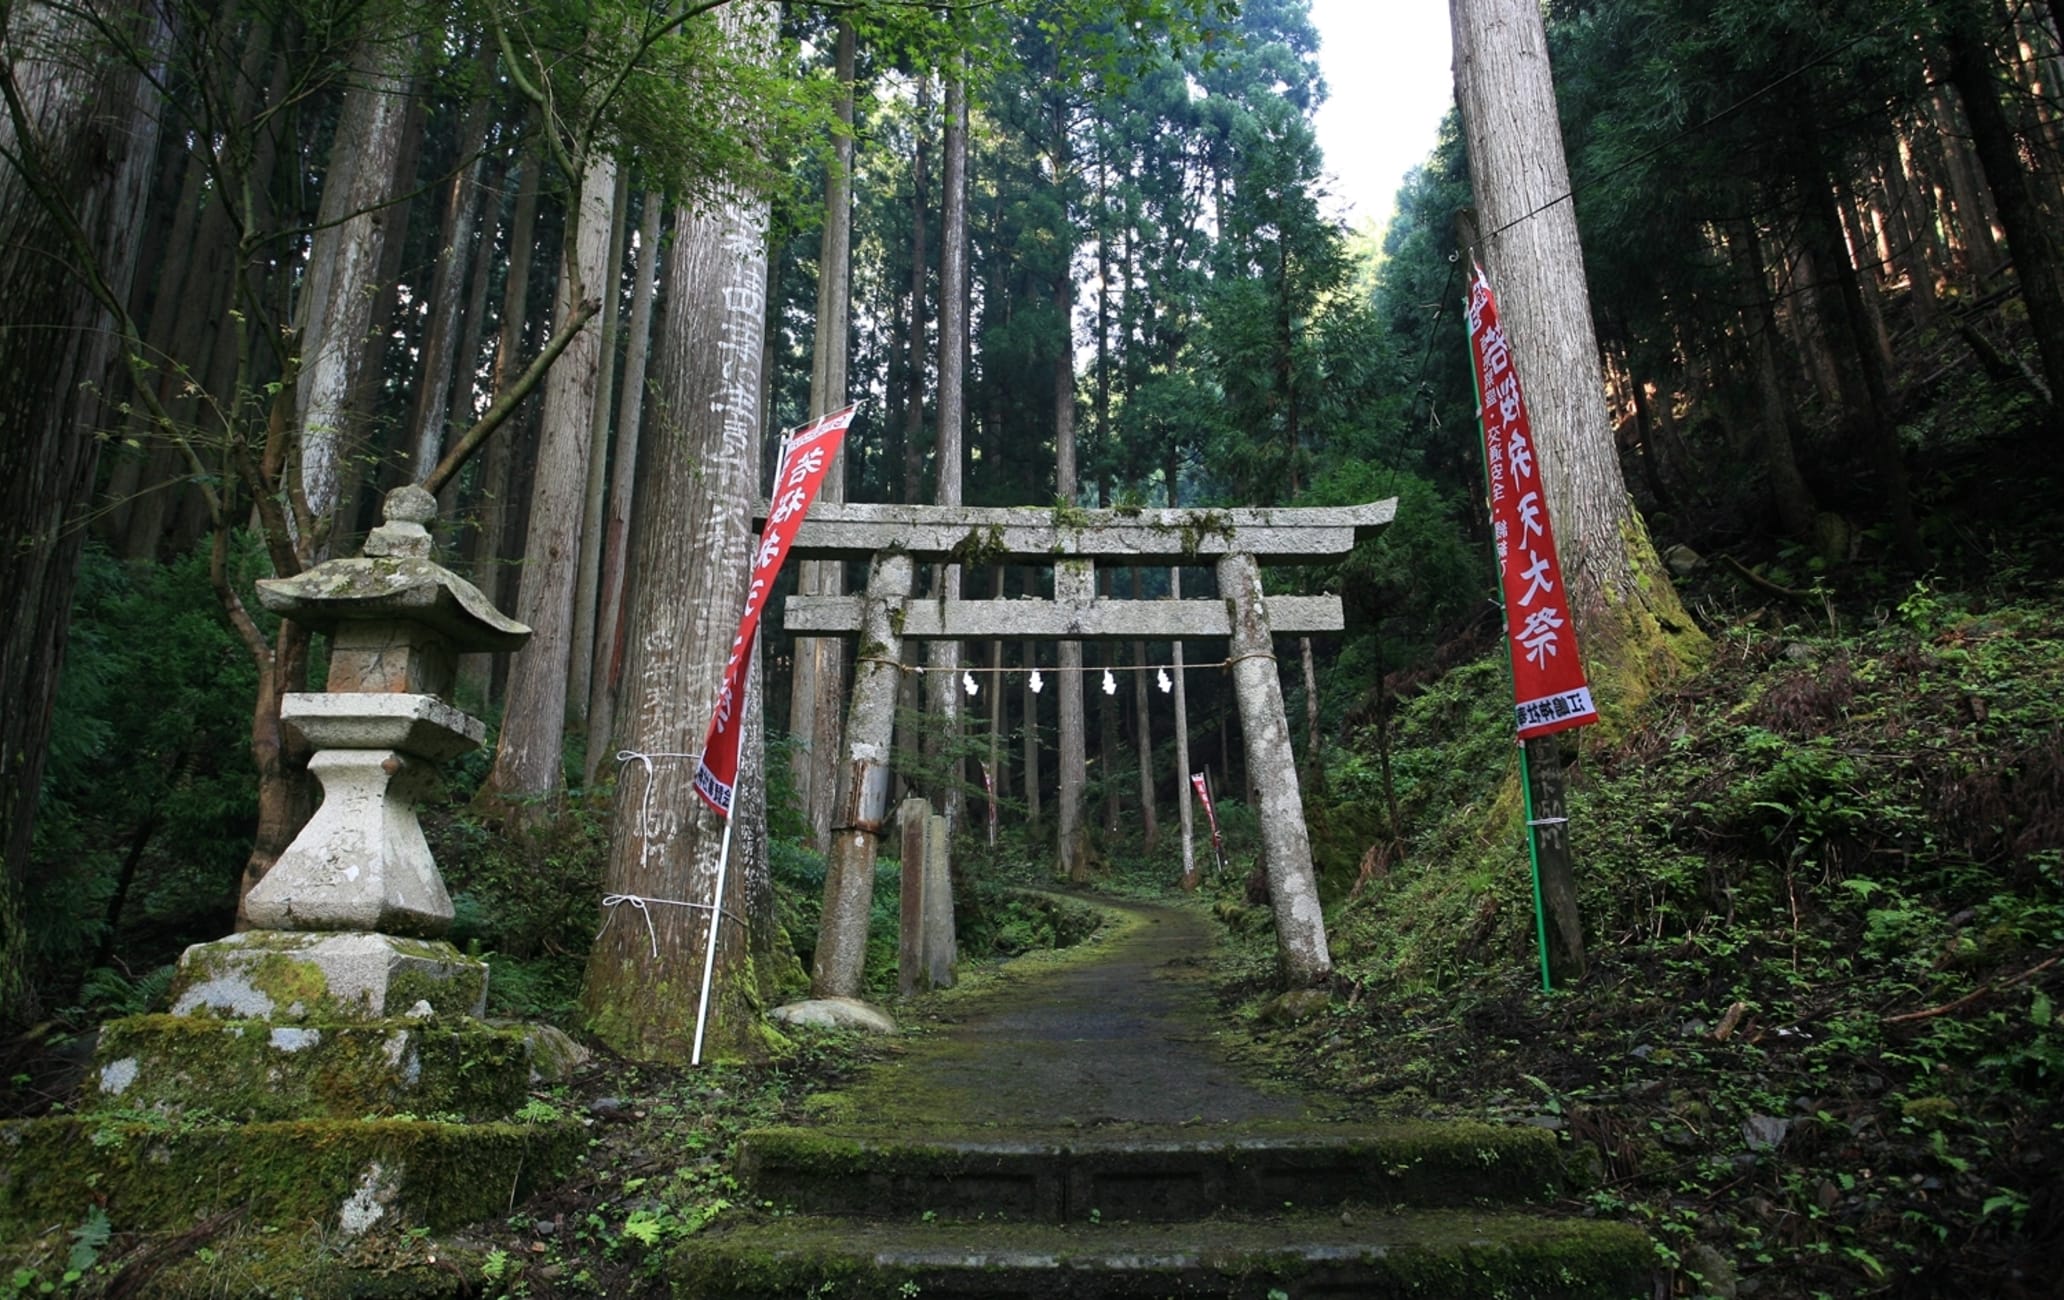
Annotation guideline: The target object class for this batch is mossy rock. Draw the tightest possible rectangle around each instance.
[0,1115,585,1238]
[82,1014,535,1121]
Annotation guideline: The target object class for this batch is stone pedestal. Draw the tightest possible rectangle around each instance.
[169,930,488,1020]
[242,693,483,935]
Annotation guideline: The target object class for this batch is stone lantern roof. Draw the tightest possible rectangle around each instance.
[255,484,529,653]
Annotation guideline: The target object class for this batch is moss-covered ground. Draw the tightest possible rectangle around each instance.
[1210,569,2064,1298]
[0,886,1115,1297]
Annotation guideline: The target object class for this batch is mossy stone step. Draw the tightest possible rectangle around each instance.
[0,1114,585,1235]
[738,1120,1563,1224]
[81,1014,537,1121]
[672,1207,1652,1299]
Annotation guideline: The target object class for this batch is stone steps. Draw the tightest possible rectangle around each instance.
[678,1121,1647,1298]
[674,1204,1652,1298]
[736,1120,1566,1223]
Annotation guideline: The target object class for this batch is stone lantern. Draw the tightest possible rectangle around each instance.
[166,485,530,1020]
[8,498,590,1251]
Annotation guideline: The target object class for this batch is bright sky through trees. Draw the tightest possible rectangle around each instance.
[1308,0,1454,235]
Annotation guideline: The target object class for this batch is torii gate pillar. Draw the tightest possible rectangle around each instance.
[1220,552,1330,983]
[810,550,913,998]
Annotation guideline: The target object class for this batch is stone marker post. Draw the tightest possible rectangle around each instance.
[922,809,956,989]
[897,796,929,996]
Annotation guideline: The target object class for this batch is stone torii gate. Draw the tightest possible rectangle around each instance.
[779,498,1395,994]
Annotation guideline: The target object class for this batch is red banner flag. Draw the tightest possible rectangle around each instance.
[1465,263,1599,741]
[1190,772,1223,854]
[979,760,997,846]
[695,405,856,816]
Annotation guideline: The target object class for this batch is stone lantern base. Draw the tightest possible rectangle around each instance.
[168,930,489,1021]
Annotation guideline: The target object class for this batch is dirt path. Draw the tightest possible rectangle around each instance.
[848,894,1313,1129]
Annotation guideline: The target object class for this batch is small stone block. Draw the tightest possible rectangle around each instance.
[169,931,487,1021]
[325,622,459,697]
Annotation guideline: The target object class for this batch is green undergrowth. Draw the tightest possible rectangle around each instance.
[1217,575,2064,1298]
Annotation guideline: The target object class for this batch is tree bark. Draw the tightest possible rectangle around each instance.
[408,45,496,477]
[902,77,931,502]
[1786,94,1923,567]
[1928,83,2004,280]
[1022,637,1042,828]
[1131,572,1158,854]
[0,0,165,1028]
[1220,552,1331,984]
[481,152,616,820]
[1732,219,1823,545]
[295,29,416,556]
[1169,467,1195,889]
[568,165,632,730]
[442,147,505,505]
[1055,289,1086,879]
[811,551,914,998]
[581,2,777,1061]
[1942,0,2064,418]
[791,21,857,850]
[458,151,543,707]
[584,191,665,783]
[926,49,969,838]
[1451,0,1706,733]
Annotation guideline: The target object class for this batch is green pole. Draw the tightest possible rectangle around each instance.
[1516,741,1554,993]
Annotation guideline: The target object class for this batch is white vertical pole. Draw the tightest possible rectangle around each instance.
[691,429,794,1067]
[690,791,738,1067]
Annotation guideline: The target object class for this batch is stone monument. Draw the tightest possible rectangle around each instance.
[0,488,587,1251]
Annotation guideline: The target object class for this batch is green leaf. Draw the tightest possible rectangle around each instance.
[66,1206,111,1274]
[622,1209,665,1246]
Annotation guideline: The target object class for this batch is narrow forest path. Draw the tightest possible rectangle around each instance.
[851,895,1309,1129]
[676,894,1653,1298]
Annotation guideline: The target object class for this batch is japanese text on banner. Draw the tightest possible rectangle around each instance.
[1465,265,1598,741]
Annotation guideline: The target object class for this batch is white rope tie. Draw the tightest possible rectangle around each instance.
[599,892,743,959]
